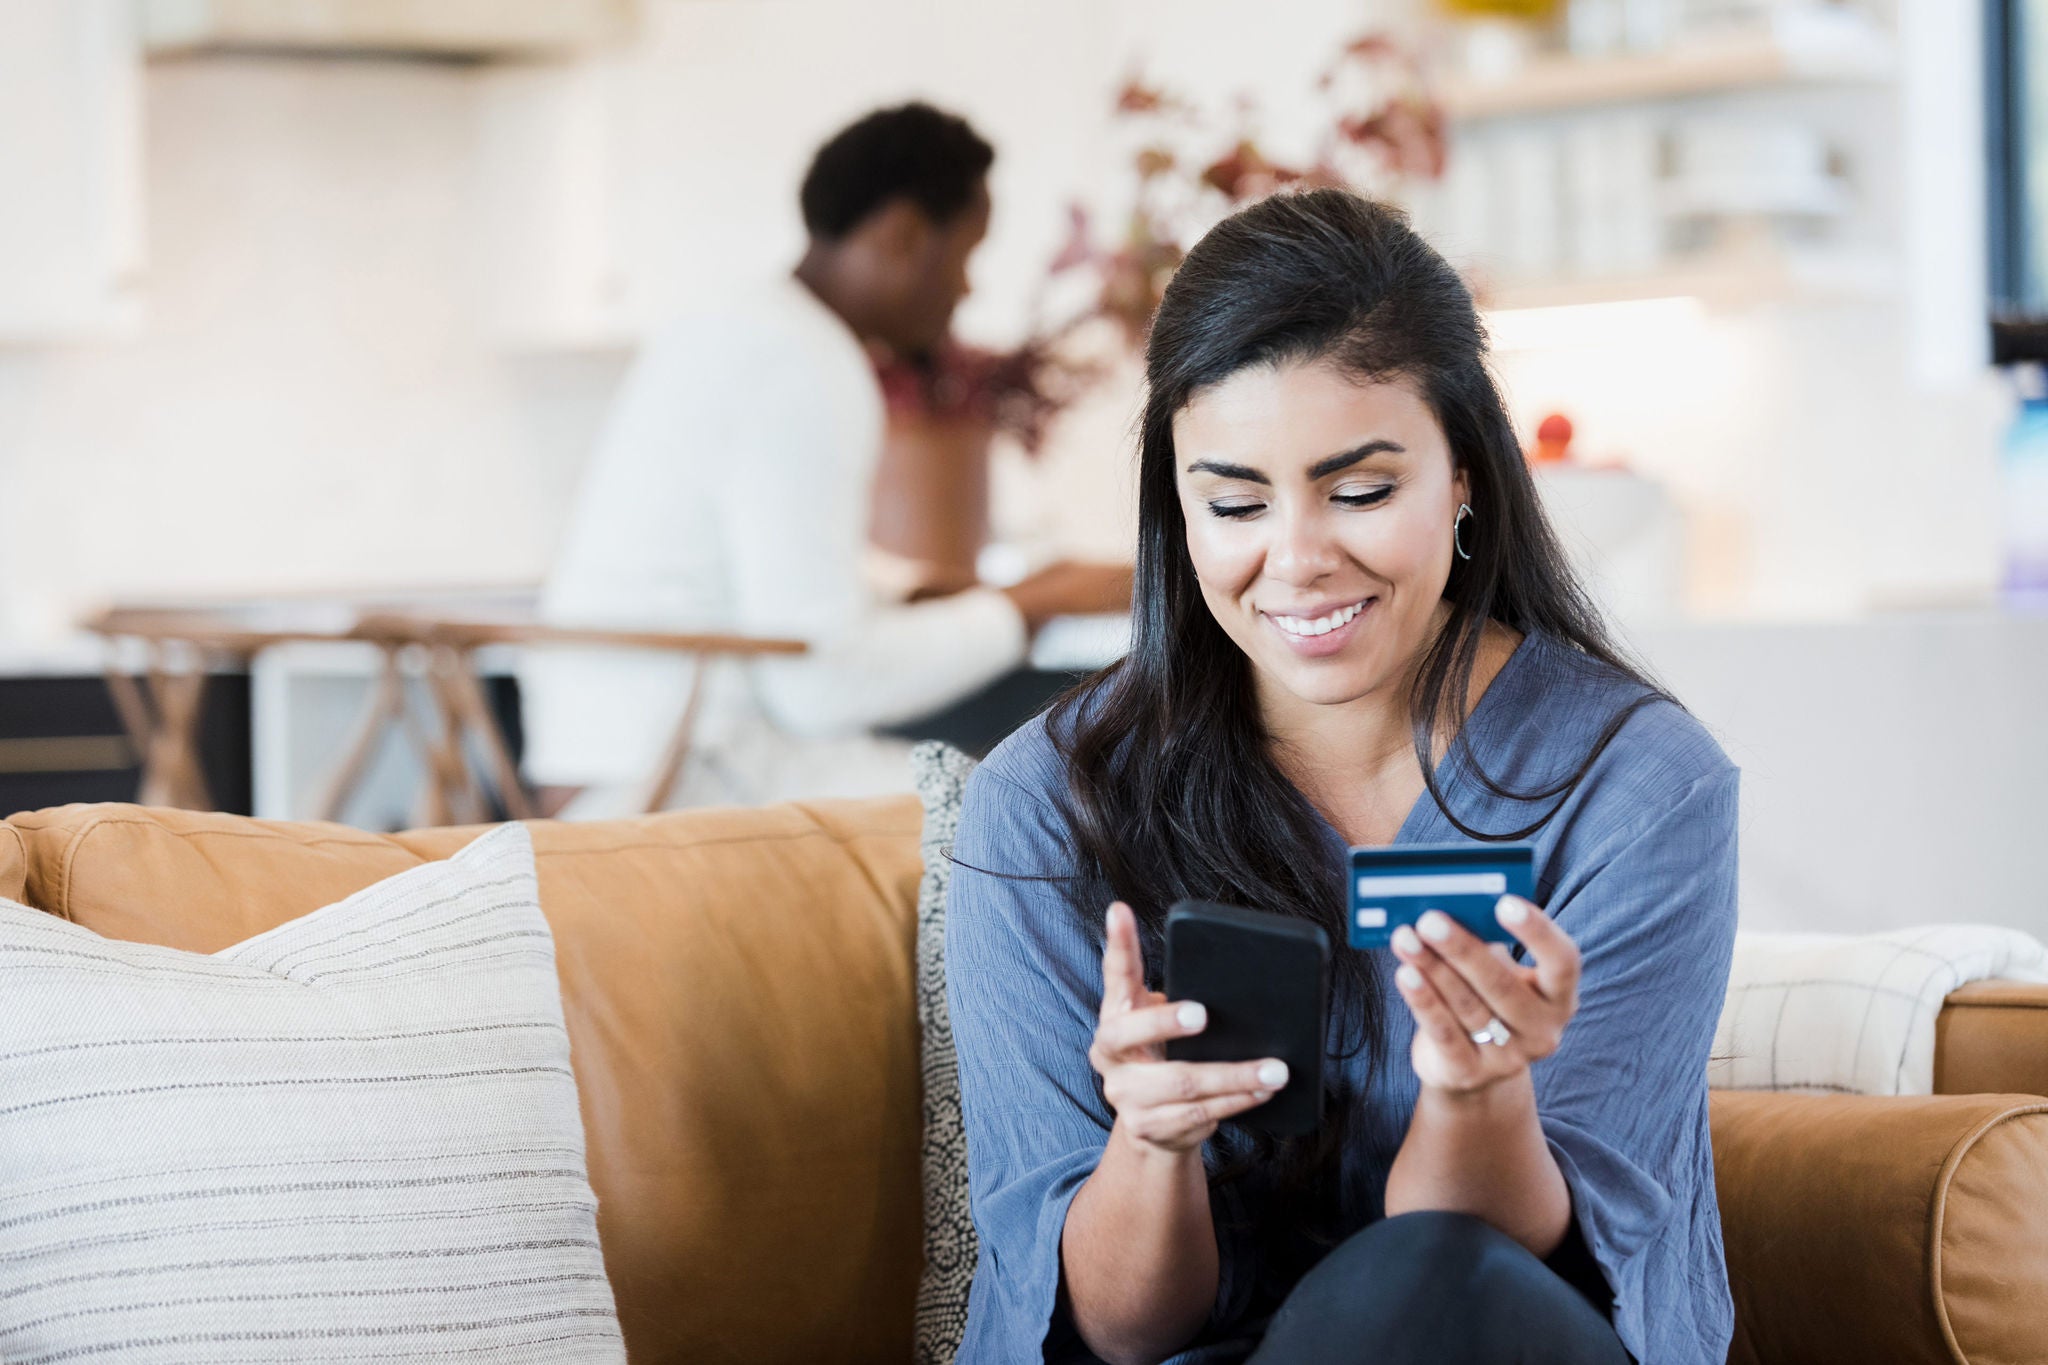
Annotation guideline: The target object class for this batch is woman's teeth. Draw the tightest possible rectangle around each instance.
[1271,600,1367,638]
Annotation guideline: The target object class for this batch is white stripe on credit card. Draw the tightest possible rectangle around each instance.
[1356,872,1508,898]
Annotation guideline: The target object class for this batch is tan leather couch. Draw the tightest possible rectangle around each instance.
[4,799,2045,1365]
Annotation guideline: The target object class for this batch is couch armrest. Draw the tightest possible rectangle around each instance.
[1937,980,2048,1098]
[0,820,23,904]
[1712,1090,2048,1365]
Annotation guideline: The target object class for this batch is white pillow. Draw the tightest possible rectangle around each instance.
[1711,924,2048,1096]
[0,823,624,1363]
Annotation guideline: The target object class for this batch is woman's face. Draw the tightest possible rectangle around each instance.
[1172,360,1468,712]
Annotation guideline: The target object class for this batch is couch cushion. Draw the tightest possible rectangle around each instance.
[2,798,926,1365]
[1936,980,2048,1099]
[0,824,623,1362]
[1713,1089,2048,1365]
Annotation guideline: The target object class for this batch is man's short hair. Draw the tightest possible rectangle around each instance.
[799,102,994,242]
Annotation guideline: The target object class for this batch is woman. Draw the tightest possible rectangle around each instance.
[946,189,1736,1365]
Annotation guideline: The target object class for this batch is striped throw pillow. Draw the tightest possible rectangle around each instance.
[0,823,623,1363]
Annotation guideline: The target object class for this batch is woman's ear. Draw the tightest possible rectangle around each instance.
[1453,466,1472,509]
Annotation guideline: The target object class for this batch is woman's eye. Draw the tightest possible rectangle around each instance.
[1206,501,1264,520]
[1335,486,1394,508]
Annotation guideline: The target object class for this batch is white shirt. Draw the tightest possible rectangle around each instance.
[522,277,1027,796]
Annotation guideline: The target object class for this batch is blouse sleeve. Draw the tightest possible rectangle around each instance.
[946,758,1254,1360]
[1532,764,1740,1363]
[945,762,1113,1359]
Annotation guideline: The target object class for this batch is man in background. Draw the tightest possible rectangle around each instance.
[523,102,1127,814]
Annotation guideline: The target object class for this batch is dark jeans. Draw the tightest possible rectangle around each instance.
[1243,1211,1632,1365]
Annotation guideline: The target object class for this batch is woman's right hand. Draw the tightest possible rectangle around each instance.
[1091,901,1289,1155]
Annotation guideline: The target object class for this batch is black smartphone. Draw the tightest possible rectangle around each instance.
[1163,900,1329,1137]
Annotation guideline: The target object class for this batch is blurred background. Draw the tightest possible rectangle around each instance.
[0,0,2043,936]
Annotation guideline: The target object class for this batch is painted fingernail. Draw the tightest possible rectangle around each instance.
[1418,911,1453,943]
[1257,1060,1289,1088]
[1176,1001,1207,1032]
[1391,925,1422,955]
[1252,1090,1271,1103]
[1396,964,1424,990]
[1497,897,1528,925]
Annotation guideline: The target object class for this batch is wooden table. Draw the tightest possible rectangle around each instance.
[84,605,805,826]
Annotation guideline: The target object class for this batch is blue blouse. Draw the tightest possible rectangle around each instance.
[945,630,1739,1365]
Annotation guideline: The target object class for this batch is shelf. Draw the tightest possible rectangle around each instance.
[1478,248,1895,317]
[1440,20,1894,120]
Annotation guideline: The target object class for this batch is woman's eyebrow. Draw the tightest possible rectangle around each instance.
[1307,439,1405,480]
[1184,459,1270,485]
[1183,439,1405,486]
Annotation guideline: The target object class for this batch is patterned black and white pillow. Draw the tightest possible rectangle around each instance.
[910,741,981,1365]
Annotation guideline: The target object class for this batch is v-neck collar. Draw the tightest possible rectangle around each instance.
[1312,628,1544,853]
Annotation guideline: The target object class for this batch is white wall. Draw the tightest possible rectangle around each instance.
[0,0,2011,644]
[0,0,1389,643]
[0,56,622,642]
[1639,614,2048,938]
[589,0,1391,342]
[1490,304,2008,618]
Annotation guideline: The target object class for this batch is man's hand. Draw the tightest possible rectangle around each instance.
[1001,561,1134,635]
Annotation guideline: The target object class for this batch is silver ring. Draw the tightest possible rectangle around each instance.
[1470,1017,1511,1048]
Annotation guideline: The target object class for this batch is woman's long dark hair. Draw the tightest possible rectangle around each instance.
[1044,189,1666,1279]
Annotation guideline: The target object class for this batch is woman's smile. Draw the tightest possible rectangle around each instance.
[1263,595,1377,656]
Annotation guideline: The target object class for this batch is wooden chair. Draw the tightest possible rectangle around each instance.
[352,614,807,824]
[84,608,358,813]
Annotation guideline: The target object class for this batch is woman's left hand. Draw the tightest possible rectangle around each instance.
[1390,897,1581,1095]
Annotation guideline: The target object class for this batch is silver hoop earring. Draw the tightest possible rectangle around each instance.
[1453,503,1474,562]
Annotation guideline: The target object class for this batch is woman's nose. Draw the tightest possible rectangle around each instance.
[1264,506,1343,583]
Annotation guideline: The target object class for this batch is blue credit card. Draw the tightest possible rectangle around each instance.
[1348,842,1535,949]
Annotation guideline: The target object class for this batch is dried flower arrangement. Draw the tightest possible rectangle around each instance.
[879,29,1448,453]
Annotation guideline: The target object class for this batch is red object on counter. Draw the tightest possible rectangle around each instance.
[1532,412,1574,464]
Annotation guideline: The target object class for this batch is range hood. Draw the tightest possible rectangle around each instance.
[139,0,639,60]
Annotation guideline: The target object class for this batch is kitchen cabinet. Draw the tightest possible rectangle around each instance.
[138,0,637,59]
[475,59,640,350]
[1422,6,1903,313]
[0,0,144,342]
